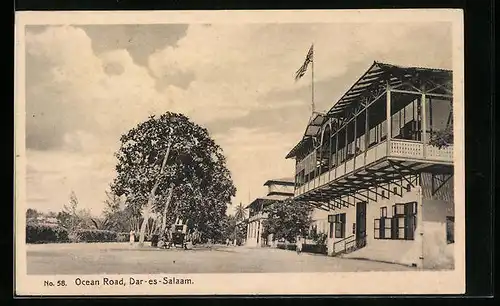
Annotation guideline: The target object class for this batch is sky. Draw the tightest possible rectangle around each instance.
[24,22,452,217]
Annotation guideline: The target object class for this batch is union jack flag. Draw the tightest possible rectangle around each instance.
[295,44,314,81]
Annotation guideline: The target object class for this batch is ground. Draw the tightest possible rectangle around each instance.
[26,242,416,274]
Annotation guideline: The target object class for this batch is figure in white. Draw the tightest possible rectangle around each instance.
[296,236,303,255]
[129,230,135,245]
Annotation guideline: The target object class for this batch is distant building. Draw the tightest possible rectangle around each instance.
[245,178,295,247]
[286,62,454,269]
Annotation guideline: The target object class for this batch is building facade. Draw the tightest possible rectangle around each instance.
[286,62,455,269]
[245,178,294,247]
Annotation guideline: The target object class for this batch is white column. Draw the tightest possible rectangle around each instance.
[386,86,392,155]
[421,92,427,157]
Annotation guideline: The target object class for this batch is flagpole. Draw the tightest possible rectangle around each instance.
[311,44,315,116]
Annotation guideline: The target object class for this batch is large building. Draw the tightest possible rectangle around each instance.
[286,62,454,269]
[245,178,295,247]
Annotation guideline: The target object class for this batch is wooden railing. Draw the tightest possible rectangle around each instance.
[333,234,367,255]
[294,139,453,197]
[332,234,354,254]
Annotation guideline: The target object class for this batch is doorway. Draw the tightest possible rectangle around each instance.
[356,202,367,248]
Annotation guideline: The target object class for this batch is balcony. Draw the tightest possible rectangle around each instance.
[294,139,453,197]
[248,212,269,222]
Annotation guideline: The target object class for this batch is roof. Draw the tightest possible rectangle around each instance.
[244,194,289,209]
[263,177,295,186]
[286,61,452,159]
[325,61,452,117]
[285,112,327,159]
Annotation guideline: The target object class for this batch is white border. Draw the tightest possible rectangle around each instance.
[14,9,465,296]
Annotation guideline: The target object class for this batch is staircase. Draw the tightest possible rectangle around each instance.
[333,235,367,256]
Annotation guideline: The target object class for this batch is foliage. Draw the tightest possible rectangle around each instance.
[73,229,118,243]
[26,208,40,220]
[58,191,96,233]
[116,232,131,242]
[234,202,246,221]
[111,112,236,242]
[311,232,328,246]
[26,223,69,244]
[429,126,453,148]
[262,199,313,243]
[276,242,327,254]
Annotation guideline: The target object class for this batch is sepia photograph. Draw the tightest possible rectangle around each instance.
[14,9,465,295]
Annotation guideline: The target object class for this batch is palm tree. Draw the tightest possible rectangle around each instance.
[234,202,246,222]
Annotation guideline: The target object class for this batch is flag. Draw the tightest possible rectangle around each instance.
[295,44,314,81]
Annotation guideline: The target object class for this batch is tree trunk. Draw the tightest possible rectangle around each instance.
[138,142,172,246]
[138,183,159,246]
[160,184,175,235]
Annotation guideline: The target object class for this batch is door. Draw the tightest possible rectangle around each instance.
[356,202,367,248]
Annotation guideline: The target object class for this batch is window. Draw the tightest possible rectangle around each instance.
[406,184,411,192]
[390,202,417,240]
[334,213,346,238]
[377,202,417,240]
[446,216,455,244]
[381,121,387,141]
[374,219,380,239]
[328,215,335,238]
[369,126,378,147]
[381,207,387,217]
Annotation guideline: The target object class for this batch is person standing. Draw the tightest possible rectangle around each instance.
[129,230,135,246]
[296,236,303,255]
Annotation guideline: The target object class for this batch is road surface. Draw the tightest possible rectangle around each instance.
[26,242,415,274]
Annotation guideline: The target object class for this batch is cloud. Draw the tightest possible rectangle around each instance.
[24,21,452,216]
[213,127,297,206]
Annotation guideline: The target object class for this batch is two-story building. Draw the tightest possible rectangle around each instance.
[245,178,295,247]
[286,61,455,269]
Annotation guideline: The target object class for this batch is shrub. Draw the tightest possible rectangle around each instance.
[74,229,118,243]
[303,244,328,255]
[116,232,130,242]
[26,223,69,244]
[277,243,287,249]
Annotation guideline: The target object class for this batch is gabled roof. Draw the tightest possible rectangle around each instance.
[325,61,452,117]
[286,61,452,159]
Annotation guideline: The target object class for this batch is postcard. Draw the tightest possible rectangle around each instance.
[14,9,465,296]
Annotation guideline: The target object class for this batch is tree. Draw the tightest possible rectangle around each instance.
[59,191,81,233]
[26,208,40,220]
[262,199,313,243]
[429,126,453,148]
[234,202,246,221]
[111,112,236,246]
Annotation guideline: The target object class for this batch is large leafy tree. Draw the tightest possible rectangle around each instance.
[111,112,236,245]
[262,199,313,243]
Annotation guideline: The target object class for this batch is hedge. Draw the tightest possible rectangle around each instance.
[74,229,117,242]
[27,223,157,244]
[276,242,327,254]
[116,232,130,242]
[26,223,69,244]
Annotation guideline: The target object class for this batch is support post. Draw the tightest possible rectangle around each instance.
[344,123,348,174]
[335,130,339,179]
[386,84,392,156]
[364,106,369,166]
[421,90,427,158]
[353,114,357,170]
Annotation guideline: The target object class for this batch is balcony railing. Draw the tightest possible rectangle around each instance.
[294,139,453,197]
[248,212,269,222]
